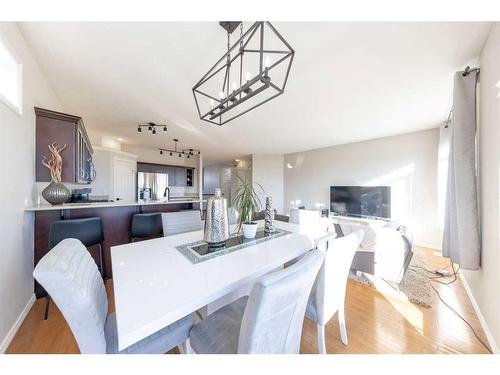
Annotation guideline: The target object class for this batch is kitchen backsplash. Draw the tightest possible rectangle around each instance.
[169,186,198,197]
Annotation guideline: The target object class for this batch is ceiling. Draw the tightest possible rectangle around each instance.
[18,22,491,165]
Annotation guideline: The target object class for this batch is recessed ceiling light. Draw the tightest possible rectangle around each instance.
[117,138,123,141]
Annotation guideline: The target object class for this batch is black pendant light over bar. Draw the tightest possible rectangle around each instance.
[137,122,168,134]
[192,21,295,126]
[159,139,200,159]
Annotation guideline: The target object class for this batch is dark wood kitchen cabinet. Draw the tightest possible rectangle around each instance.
[173,166,195,187]
[174,167,186,187]
[35,107,95,184]
[186,168,193,187]
[137,162,195,187]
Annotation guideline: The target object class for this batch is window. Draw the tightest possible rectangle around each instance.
[0,35,22,115]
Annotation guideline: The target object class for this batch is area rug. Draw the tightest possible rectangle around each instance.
[348,252,433,308]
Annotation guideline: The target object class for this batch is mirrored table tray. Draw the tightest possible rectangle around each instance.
[175,228,291,264]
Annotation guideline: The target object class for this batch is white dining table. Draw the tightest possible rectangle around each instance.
[111,220,333,351]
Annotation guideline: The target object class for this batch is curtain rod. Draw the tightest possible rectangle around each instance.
[462,66,480,77]
[444,66,480,128]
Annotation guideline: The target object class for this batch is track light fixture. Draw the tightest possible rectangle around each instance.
[182,147,201,156]
[137,122,168,134]
[159,139,201,159]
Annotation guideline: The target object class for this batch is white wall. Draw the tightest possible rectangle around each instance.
[461,23,500,353]
[0,23,63,351]
[284,129,441,248]
[252,154,284,214]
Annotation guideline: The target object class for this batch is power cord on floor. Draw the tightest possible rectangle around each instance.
[431,263,459,285]
[372,259,491,353]
[409,262,460,284]
[411,259,491,353]
[430,281,492,354]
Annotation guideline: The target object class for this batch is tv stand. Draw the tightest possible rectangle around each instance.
[332,215,413,283]
[331,214,388,228]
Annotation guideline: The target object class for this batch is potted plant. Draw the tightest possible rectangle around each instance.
[232,174,263,239]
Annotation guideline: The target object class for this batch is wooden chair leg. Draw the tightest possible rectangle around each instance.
[338,308,348,346]
[44,296,51,320]
[317,323,326,354]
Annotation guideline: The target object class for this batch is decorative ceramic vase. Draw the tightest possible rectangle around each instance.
[264,196,275,234]
[242,222,258,239]
[42,181,70,205]
[204,188,230,246]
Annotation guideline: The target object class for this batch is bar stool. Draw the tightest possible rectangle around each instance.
[130,213,163,242]
[44,217,104,320]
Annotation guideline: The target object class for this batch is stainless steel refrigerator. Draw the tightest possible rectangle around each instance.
[137,172,168,201]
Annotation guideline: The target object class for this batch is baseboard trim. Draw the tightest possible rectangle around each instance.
[0,294,35,354]
[413,241,442,251]
[459,273,499,353]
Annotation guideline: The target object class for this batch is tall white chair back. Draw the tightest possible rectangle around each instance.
[162,210,202,236]
[33,238,108,353]
[307,230,364,353]
[290,208,320,225]
[227,207,238,225]
[289,208,300,224]
[238,250,325,354]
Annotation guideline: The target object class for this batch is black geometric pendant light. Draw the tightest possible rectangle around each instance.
[193,21,295,126]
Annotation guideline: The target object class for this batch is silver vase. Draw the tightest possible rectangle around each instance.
[42,181,70,205]
[264,196,275,234]
[204,188,230,246]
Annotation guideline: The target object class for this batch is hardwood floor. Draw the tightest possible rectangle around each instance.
[6,247,491,354]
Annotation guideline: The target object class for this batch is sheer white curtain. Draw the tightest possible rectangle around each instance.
[437,119,451,231]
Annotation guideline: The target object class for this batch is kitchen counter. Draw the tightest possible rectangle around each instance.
[25,198,206,211]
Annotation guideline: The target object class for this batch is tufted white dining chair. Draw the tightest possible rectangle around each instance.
[305,230,364,353]
[289,208,300,224]
[188,249,325,354]
[289,208,322,228]
[227,207,238,225]
[33,238,193,354]
[162,210,203,236]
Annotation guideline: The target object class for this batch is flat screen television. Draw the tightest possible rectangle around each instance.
[330,186,391,219]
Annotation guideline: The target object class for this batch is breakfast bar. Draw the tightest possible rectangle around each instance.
[26,199,205,298]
